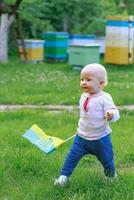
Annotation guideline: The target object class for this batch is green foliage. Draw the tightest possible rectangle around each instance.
[100,0,118,16]
[81,18,105,35]
[113,0,134,15]
[3,0,134,39]
[4,0,15,4]
[19,1,55,38]
[70,0,102,34]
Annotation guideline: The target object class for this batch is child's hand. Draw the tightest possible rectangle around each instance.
[104,110,114,121]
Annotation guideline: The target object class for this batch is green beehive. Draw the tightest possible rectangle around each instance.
[68,44,101,67]
[44,32,68,62]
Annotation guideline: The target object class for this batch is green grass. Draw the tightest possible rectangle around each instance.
[0,58,134,199]
[0,109,134,200]
[0,58,134,105]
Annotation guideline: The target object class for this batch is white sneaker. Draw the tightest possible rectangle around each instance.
[54,175,69,187]
[105,172,117,181]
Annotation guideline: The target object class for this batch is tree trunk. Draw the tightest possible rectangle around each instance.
[0,13,14,63]
[63,16,68,32]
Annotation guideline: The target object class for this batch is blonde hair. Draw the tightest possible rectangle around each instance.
[82,63,108,86]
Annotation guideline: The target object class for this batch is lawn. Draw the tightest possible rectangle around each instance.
[0,109,134,200]
[0,58,134,199]
[0,58,134,105]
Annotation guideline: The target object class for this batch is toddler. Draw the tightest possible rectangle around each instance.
[54,63,120,186]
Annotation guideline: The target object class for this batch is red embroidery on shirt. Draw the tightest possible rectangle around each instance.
[83,97,89,112]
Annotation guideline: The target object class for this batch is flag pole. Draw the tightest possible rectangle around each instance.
[64,134,75,143]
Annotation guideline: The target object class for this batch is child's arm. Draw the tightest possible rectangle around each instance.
[104,94,120,122]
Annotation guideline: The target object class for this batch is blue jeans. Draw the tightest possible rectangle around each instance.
[61,134,116,177]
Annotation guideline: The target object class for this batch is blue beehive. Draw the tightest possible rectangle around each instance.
[43,32,69,62]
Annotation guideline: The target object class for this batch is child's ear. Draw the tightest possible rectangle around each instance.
[100,80,105,86]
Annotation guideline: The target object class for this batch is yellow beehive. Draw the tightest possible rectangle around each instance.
[105,16,134,64]
[18,39,44,62]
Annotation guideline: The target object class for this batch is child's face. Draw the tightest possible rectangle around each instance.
[80,69,102,94]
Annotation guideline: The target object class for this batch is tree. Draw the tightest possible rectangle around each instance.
[0,0,23,63]
[27,0,103,34]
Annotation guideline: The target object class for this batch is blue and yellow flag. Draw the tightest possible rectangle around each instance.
[23,124,74,154]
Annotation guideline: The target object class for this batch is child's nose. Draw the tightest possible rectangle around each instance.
[82,80,87,84]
